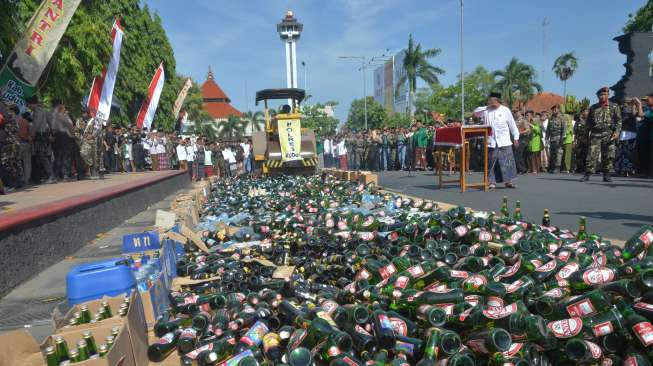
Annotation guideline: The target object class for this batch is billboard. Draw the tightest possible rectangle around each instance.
[371,49,409,114]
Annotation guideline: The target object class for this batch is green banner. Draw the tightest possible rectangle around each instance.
[0,0,82,109]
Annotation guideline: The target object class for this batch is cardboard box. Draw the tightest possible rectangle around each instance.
[140,276,171,328]
[362,172,378,186]
[1,292,148,366]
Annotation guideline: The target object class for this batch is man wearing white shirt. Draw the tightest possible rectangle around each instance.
[185,138,196,180]
[176,139,187,171]
[323,137,332,168]
[337,137,348,170]
[480,92,520,189]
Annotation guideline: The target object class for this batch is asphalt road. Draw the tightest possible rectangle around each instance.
[378,170,653,242]
[0,187,190,342]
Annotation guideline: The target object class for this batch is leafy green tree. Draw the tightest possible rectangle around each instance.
[624,0,653,32]
[301,101,339,137]
[1,0,183,130]
[219,115,246,140]
[384,112,412,129]
[346,97,387,131]
[415,66,495,120]
[191,119,218,141]
[552,52,578,97]
[395,34,445,117]
[493,58,542,109]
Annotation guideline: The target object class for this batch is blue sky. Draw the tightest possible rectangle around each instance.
[146,0,645,120]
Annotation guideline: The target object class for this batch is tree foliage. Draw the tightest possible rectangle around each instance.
[346,97,387,131]
[552,52,579,96]
[493,58,542,108]
[301,101,339,137]
[219,114,247,140]
[0,0,194,131]
[396,34,445,117]
[414,66,495,120]
[624,0,653,33]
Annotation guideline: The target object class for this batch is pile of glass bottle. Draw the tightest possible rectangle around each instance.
[147,175,653,366]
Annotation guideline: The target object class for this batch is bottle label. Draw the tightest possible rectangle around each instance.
[326,345,341,358]
[565,298,597,317]
[449,270,469,279]
[356,269,371,281]
[535,260,557,272]
[185,342,213,360]
[505,279,523,294]
[601,358,614,366]
[591,253,607,268]
[633,321,653,346]
[394,276,410,289]
[355,325,373,336]
[591,321,614,337]
[582,267,615,285]
[183,295,199,305]
[502,342,523,357]
[585,341,602,359]
[389,317,408,336]
[379,264,397,279]
[547,317,583,338]
[486,296,505,308]
[407,265,425,277]
[548,243,559,253]
[482,302,518,319]
[462,275,488,289]
[557,250,572,262]
[500,260,521,279]
[555,262,580,282]
[464,295,481,308]
[454,225,469,238]
[426,284,454,293]
[394,341,415,356]
[623,356,639,366]
[337,220,348,230]
[326,219,334,228]
[158,332,176,345]
[180,328,197,339]
[458,307,474,322]
[542,287,567,299]
[321,300,339,315]
[241,321,269,347]
[634,302,653,311]
[479,231,492,242]
[378,314,394,331]
[640,230,653,246]
[359,232,376,241]
[289,329,308,350]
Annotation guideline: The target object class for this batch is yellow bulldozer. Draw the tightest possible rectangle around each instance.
[252,88,317,175]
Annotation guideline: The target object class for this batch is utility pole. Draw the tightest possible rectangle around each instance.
[542,17,549,82]
[460,0,465,124]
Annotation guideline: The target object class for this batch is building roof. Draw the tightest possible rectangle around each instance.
[201,67,241,118]
[522,92,565,113]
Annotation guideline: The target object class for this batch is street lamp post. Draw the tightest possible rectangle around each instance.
[339,56,367,130]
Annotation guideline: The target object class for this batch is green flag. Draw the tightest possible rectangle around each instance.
[0,0,82,109]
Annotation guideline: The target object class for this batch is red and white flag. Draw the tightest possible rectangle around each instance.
[87,19,124,121]
[136,63,165,131]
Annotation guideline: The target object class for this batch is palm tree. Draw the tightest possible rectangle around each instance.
[191,119,218,141]
[493,58,542,109]
[219,114,246,140]
[396,34,445,118]
[242,111,265,134]
[552,52,579,97]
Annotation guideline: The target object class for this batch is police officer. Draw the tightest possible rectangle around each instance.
[580,87,622,182]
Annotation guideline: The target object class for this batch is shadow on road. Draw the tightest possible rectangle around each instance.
[556,211,653,223]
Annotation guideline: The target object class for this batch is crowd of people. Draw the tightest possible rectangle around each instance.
[0,98,253,194]
[318,87,653,187]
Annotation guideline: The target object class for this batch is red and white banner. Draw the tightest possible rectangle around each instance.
[87,19,124,121]
[136,63,165,131]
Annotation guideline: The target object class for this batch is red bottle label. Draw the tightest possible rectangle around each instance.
[547,317,583,338]
[591,321,614,337]
[482,303,518,319]
[640,230,653,246]
[555,262,579,282]
[535,260,557,272]
[500,260,521,278]
[449,270,469,279]
[407,265,424,277]
[582,267,615,285]
[502,342,523,357]
[394,276,410,289]
[505,279,523,294]
[542,287,567,299]
[585,341,602,359]
[633,321,653,346]
[379,264,396,279]
[486,296,505,308]
[389,317,408,336]
[565,298,597,317]
[634,302,653,311]
[434,303,455,315]
[462,275,488,289]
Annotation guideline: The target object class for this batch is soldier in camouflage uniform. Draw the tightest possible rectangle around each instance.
[546,104,567,173]
[388,129,397,170]
[0,102,23,189]
[80,116,104,178]
[72,116,87,179]
[573,109,589,173]
[580,87,622,182]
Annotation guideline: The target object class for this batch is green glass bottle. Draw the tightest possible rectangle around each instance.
[54,336,70,362]
[565,339,603,363]
[513,201,522,221]
[576,217,588,241]
[147,331,179,362]
[501,197,510,219]
[622,225,653,260]
[542,209,551,227]
[77,339,90,361]
[464,328,512,354]
[44,346,58,366]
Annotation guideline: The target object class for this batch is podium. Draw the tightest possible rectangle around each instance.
[433,125,492,192]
